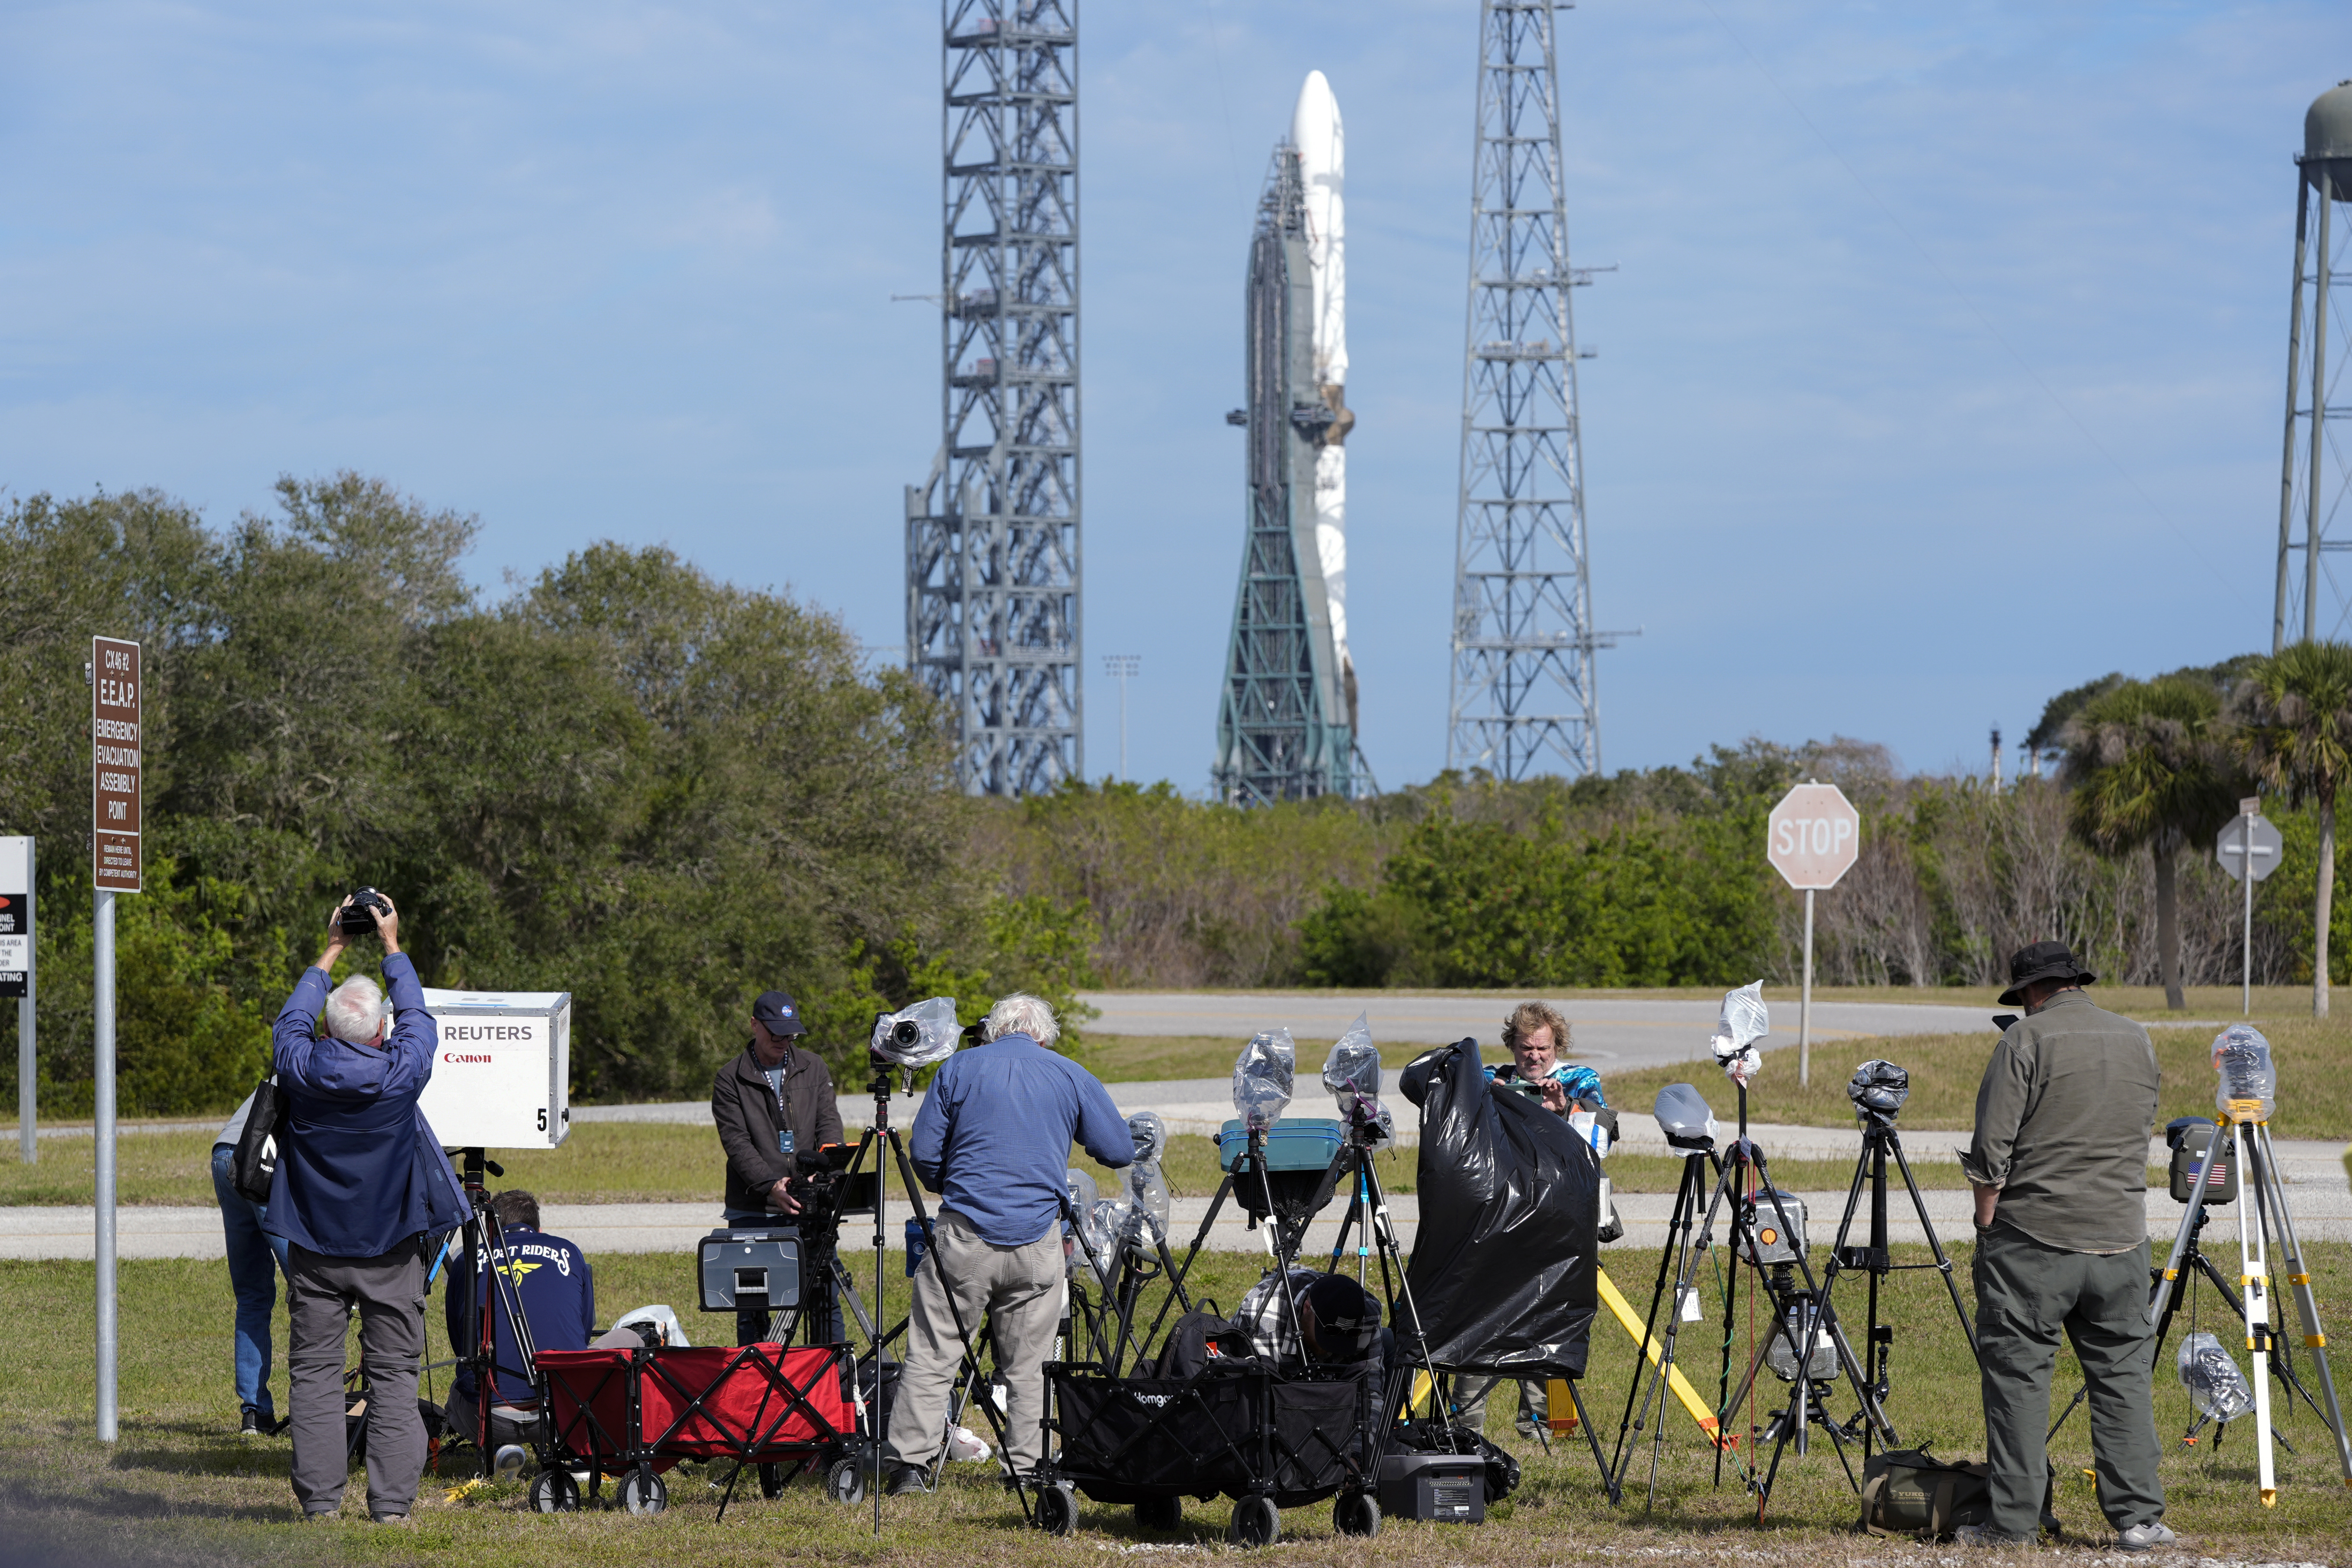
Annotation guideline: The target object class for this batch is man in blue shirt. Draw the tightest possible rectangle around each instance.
[266,892,468,1524]
[883,993,1133,1495]
[442,1190,595,1454]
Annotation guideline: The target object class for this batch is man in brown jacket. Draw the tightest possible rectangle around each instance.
[711,990,843,1346]
[1958,942,2169,1552]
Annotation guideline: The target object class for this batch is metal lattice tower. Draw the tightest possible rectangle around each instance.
[1212,149,1356,805]
[2275,80,2352,651]
[905,0,1081,795]
[1444,0,1606,779]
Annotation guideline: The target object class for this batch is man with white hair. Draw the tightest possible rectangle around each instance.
[265,891,467,1525]
[883,992,1133,1496]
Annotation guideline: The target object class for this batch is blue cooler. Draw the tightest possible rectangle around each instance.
[1216,1117,1344,1173]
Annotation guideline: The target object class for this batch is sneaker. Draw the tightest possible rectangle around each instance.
[2116,1523,2176,1553]
[369,1511,412,1527]
[883,1464,932,1497]
[1954,1524,2031,1549]
[300,1510,338,1525]
[238,1406,263,1439]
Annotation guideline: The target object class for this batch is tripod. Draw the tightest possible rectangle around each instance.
[448,1148,544,1480]
[1759,1109,1977,1495]
[1610,1086,1893,1512]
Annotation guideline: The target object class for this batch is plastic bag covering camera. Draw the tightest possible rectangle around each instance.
[1120,1112,1171,1250]
[1653,1083,1720,1152]
[1062,1168,1099,1277]
[1233,1029,1296,1131]
[1710,980,1769,1087]
[2177,1330,2255,1424]
[1397,1040,1598,1377]
[1848,1059,1910,1120]
[1081,1195,1128,1289]
[870,996,960,1068]
[1322,1016,1394,1149]
[2211,1024,2277,1122]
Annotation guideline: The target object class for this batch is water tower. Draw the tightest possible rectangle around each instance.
[2274,80,2352,649]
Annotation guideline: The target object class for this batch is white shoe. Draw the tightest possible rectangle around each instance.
[2116,1523,2176,1553]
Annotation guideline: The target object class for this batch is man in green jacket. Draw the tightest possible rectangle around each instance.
[1959,942,2170,1552]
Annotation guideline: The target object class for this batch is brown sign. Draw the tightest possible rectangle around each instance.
[92,637,141,893]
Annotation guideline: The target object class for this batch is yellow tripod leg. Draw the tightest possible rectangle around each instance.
[1595,1265,1728,1448]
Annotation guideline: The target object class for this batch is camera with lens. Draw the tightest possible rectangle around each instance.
[335,887,392,937]
[868,997,959,1069]
[1847,1059,1909,1127]
[784,1142,876,1233]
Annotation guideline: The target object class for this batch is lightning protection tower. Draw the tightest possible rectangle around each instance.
[1212,145,1357,805]
[905,1,1081,795]
[2275,80,2352,651]
[1444,0,1607,779]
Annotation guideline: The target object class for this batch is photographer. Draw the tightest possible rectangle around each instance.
[1235,1267,1385,1379]
[1460,1000,1604,1440]
[882,993,1133,1496]
[711,989,843,1345]
[265,892,468,1525]
[1957,942,2168,1552]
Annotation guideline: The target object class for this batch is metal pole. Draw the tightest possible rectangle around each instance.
[2307,185,2332,644]
[94,887,117,1442]
[1798,888,1814,1088]
[2243,815,2256,1018]
[1119,669,1129,783]
[2277,176,2311,654]
[17,839,32,1164]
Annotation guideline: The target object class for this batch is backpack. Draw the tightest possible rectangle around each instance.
[1149,1312,1256,1380]
[1859,1447,1990,1539]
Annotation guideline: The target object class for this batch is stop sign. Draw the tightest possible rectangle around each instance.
[1768,783,1860,891]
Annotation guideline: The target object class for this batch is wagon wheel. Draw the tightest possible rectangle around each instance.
[616,1464,668,1515]
[825,1456,868,1504]
[1133,1494,1184,1532]
[529,1469,579,1513]
[1334,1492,1381,1538]
[1036,1481,1080,1536]
[1226,1495,1279,1547]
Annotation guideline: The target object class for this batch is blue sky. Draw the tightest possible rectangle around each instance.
[3,2,2346,791]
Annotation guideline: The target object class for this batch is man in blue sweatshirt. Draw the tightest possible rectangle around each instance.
[442,1190,595,1453]
[265,892,468,1524]
[883,993,1133,1495]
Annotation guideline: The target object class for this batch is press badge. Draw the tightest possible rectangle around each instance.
[778,1129,796,1156]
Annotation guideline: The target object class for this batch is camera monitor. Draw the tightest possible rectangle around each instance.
[698,1228,802,1314]
[417,988,572,1150]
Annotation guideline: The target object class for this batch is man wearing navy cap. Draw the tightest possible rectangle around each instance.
[711,989,842,1345]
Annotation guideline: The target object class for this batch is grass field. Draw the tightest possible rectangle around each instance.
[4,1238,2351,1565]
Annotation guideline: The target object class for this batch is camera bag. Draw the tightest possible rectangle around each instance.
[1859,1447,1991,1539]
[231,1074,281,1204]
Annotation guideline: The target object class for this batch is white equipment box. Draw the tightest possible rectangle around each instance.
[416,988,572,1150]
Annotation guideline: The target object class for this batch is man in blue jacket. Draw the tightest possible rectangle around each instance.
[265,892,468,1524]
[883,993,1133,1495]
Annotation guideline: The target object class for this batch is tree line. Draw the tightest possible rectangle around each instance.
[7,475,2349,1118]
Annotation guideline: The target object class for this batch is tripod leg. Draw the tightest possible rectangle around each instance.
[2256,1124,2352,1481]
[2230,1120,2278,1504]
[1612,1154,1697,1475]
[1567,1379,1621,1507]
[1889,1134,1979,1359]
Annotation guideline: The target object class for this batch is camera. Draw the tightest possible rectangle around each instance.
[869,997,959,1068]
[1847,1060,1909,1126]
[336,887,391,936]
[1652,1083,1719,1153]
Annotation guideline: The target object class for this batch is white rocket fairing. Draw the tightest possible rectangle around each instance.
[1290,71,1353,721]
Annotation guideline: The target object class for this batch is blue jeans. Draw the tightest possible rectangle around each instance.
[212,1145,291,1417]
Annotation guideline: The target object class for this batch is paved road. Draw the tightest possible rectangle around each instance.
[1077,991,2047,1074]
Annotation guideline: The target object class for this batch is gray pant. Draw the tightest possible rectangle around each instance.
[884,1208,1062,1476]
[286,1240,429,1519]
[1973,1225,2163,1537]
[1454,1374,1548,1437]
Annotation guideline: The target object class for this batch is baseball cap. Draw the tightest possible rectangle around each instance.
[1301,1273,1380,1358]
[752,991,808,1036]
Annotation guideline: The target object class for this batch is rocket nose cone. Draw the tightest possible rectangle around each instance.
[1291,70,1341,175]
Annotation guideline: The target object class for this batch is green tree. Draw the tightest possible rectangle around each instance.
[2059,677,2242,1010]
[2232,641,2352,1017]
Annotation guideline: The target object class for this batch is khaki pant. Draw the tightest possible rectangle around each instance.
[286,1240,429,1519]
[884,1208,1062,1476]
[1454,1374,1548,1437]
[1973,1225,2163,1538]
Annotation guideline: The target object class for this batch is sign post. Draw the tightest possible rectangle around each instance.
[1766,782,1861,1087]
[2216,797,2284,1019]
[91,635,141,1444]
[0,837,31,1163]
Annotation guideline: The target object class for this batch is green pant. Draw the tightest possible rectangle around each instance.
[1454,1374,1547,1437]
[1972,1225,2163,1537]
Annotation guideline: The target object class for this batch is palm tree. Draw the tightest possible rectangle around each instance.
[2060,677,2242,1010]
[2233,640,2352,1018]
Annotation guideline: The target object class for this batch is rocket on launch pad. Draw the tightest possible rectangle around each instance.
[1213,71,1363,805]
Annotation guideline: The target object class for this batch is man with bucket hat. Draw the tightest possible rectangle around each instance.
[1957,942,2170,1552]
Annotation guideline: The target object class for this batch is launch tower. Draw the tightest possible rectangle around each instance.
[905,1,1082,795]
[1444,0,1608,778]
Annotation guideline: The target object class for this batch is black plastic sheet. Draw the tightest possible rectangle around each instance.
[1398,1039,1598,1378]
